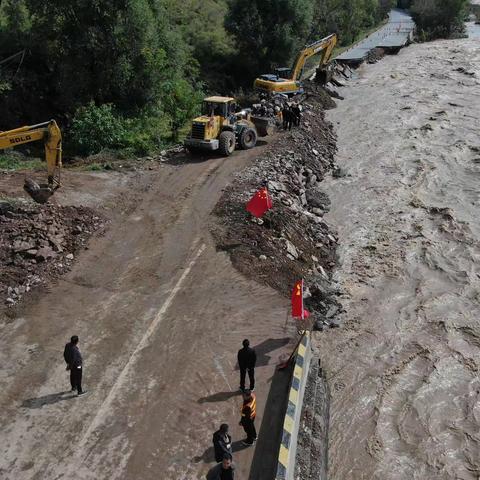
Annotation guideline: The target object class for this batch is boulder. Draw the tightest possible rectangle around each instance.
[326,305,338,318]
[36,246,56,261]
[13,239,36,253]
[267,181,287,193]
[306,187,330,210]
[285,240,299,259]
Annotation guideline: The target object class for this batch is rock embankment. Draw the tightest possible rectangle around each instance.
[212,89,342,327]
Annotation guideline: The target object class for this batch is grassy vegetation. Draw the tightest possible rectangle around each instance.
[0,154,43,171]
[84,163,109,171]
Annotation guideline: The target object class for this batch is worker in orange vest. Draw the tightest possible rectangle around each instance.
[239,389,257,446]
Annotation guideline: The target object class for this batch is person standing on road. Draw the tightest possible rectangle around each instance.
[63,335,86,396]
[237,339,256,392]
[63,336,76,391]
[212,424,232,463]
[239,390,257,446]
[206,454,235,480]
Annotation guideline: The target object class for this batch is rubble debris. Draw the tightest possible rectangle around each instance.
[251,95,285,120]
[367,47,385,64]
[0,200,104,306]
[304,83,337,110]
[295,357,329,480]
[211,91,342,323]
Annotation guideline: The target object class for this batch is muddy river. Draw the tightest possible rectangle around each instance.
[316,35,480,479]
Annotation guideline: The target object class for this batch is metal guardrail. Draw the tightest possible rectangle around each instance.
[275,332,312,480]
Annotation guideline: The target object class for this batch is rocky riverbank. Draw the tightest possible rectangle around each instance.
[212,88,342,327]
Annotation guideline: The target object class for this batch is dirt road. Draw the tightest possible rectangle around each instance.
[0,145,293,479]
[318,38,480,479]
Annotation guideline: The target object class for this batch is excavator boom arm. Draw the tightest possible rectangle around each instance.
[291,33,337,81]
[0,120,62,202]
[0,127,49,148]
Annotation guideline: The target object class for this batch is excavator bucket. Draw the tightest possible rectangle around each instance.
[24,178,55,204]
[315,65,334,85]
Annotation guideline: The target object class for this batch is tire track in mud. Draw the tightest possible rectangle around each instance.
[317,37,480,480]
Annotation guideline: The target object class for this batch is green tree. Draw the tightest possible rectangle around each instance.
[162,79,202,141]
[411,0,468,38]
[0,0,196,125]
[164,0,235,90]
[23,0,188,113]
[226,0,315,83]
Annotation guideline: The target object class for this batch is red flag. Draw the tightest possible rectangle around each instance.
[291,279,310,319]
[246,187,273,218]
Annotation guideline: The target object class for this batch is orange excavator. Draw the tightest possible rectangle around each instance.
[0,120,62,203]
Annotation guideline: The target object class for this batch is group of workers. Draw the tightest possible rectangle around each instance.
[282,102,302,131]
[206,94,302,479]
[206,339,258,479]
[62,336,258,479]
[252,93,303,132]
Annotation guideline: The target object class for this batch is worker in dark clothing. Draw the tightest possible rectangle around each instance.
[206,454,235,480]
[237,339,256,392]
[63,337,76,391]
[63,335,86,396]
[212,424,232,463]
[282,105,293,131]
[239,390,257,446]
[291,103,301,126]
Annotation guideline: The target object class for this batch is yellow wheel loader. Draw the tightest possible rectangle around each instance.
[0,120,62,203]
[184,96,271,156]
[254,33,337,96]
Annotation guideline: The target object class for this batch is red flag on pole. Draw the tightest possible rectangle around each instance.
[291,279,310,319]
[246,187,273,218]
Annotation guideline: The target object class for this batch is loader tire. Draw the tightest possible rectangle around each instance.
[239,128,257,150]
[218,131,236,156]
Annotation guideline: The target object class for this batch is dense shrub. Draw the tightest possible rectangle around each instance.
[162,79,203,141]
[69,103,127,156]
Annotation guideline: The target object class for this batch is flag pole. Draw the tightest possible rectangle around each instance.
[278,330,307,370]
[283,308,289,332]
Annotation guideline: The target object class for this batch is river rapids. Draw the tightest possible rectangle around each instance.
[317,32,480,480]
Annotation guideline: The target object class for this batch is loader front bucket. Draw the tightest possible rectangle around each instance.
[251,116,274,137]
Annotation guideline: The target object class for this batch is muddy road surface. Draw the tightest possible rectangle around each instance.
[318,38,480,479]
[0,143,293,479]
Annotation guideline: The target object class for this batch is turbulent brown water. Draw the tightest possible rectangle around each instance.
[317,36,480,479]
